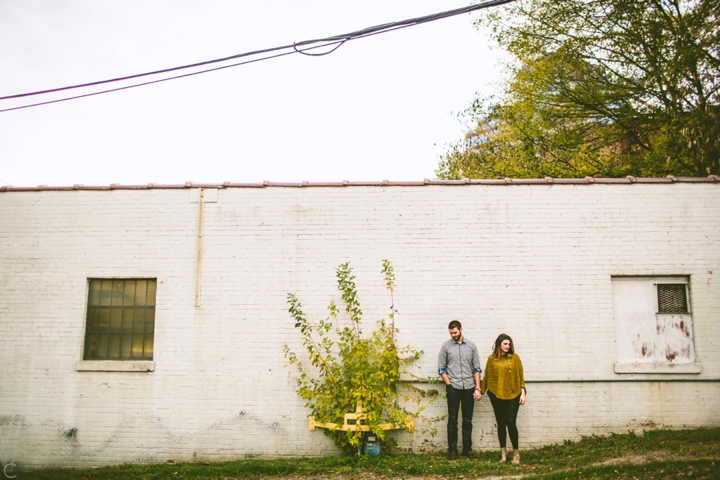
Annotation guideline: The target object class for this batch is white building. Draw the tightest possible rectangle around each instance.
[1,176,719,468]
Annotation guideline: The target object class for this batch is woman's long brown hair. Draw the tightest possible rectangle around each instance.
[491,333,515,360]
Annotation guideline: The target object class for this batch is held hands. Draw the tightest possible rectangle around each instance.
[520,390,527,405]
[473,388,482,401]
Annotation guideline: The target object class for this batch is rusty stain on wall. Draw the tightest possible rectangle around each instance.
[654,314,695,363]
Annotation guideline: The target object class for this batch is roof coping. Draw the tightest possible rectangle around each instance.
[1,176,718,192]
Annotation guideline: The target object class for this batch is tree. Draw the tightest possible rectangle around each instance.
[437,0,720,179]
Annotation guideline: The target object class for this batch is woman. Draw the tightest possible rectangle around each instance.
[480,334,526,464]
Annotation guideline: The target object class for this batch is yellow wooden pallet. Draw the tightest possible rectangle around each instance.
[309,401,414,431]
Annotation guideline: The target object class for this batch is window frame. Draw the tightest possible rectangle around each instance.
[76,277,157,373]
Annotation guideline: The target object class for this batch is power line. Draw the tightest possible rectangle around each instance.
[0,43,343,113]
[0,0,514,113]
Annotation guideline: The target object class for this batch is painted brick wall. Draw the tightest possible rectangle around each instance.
[0,182,718,468]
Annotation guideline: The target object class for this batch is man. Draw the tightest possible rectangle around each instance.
[438,320,482,460]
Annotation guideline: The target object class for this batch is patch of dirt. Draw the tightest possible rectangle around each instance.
[599,449,673,466]
[230,475,526,480]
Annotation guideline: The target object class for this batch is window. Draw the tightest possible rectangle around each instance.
[83,278,156,361]
[611,276,701,374]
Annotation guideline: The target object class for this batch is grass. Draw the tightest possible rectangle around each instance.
[13,427,720,479]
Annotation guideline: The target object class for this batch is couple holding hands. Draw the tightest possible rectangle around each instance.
[438,321,526,464]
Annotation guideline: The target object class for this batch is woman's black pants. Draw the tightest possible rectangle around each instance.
[487,390,520,449]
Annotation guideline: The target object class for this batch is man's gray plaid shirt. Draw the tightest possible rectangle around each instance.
[438,338,482,390]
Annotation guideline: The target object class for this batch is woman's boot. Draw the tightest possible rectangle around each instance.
[512,449,520,464]
[500,448,508,463]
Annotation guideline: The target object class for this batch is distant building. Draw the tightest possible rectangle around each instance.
[464,118,499,151]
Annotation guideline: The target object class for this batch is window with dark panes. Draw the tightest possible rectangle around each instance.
[84,279,156,360]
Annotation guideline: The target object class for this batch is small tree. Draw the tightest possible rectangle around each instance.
[283,260,437,453]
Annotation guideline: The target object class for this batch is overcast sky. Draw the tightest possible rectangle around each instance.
[0,1,510,187]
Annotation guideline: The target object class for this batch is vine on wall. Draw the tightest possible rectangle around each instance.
[283,260,438,453]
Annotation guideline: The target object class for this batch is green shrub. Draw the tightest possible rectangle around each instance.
[283,260,436,453]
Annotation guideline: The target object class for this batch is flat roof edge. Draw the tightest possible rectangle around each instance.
[1,175,718,192]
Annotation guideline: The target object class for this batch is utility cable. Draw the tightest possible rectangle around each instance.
[0,0,515,112]
[0,42,339,113]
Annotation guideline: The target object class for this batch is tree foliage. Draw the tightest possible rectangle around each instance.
[283,261,437,454]
[437,0,720,179]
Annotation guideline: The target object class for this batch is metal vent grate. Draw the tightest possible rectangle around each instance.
[657,284,688,314]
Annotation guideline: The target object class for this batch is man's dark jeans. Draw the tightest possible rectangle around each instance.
[446,384,475,454]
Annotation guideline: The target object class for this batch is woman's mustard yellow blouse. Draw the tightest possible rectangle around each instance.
[480,354,525,400]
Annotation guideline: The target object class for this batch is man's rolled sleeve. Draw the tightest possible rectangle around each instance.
[472,347,482,374]
[438,344,448,376]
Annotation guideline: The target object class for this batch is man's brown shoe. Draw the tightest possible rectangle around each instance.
[463,451,476,459]
[448,452,457,461]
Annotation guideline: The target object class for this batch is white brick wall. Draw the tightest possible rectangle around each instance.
[1,182,719,468]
